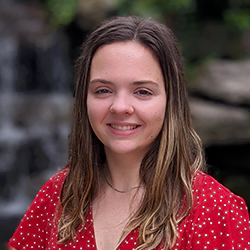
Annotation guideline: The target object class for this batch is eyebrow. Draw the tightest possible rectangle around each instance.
[90,78,159,86]
[89,79,112,84]
[133,80,159,86]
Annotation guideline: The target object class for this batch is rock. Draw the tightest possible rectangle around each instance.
[189,59,250,146]
[190,97,250,146]
[192,60,250,105]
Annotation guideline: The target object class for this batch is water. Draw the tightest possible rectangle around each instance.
[0,1,73,243]
[0,93,72,214]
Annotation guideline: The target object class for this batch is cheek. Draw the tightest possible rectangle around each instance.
[87,107,100,125]
[86,99,99,126]
[150,108,166,136]
[87,99,108,126]
[153,106,166,124]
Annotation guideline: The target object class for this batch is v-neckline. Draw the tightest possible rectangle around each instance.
[89,205,139,250]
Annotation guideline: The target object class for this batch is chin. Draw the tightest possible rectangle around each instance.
[105,144,150,157]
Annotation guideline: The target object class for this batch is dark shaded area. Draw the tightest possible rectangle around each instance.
[195,0,229,21]
[205,143,250,206]
[64,18,89,63]
[206,143,250,175]
[0,139,50,199]
[16,31,72,93]
[0,217,21,248]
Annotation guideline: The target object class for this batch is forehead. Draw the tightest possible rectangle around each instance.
[90,41,162,74]
[93,41,151,60]
[93,41,158,62]
[89,42,164,87]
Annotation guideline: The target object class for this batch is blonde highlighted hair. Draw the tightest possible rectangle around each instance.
[59,16,205,249]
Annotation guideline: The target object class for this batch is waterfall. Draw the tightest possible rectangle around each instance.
[0,1,74,242]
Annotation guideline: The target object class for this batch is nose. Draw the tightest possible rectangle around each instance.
[110,95,134,115]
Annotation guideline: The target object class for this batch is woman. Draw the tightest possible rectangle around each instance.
[8,16,250,250]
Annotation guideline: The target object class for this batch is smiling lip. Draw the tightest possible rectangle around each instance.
[109,124,138,131]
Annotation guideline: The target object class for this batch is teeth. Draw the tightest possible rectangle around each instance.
[111,124,137,131]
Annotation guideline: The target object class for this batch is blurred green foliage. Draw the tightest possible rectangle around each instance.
[45,0,80,26]
[115,0,195,22]
[44,0,250,66]
[45,0,250,31]
[224,9,250,31]
[224,0,250,30]
[115,0,250,30]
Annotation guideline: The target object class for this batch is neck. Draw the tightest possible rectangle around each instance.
[104,151,143,192]
[104,173,142,193]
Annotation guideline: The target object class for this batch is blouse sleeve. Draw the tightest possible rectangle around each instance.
[190,185,250,249]
[227,195,250,249]
[7,170,67,250]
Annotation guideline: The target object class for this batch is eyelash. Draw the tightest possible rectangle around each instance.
[135,89,153,96]
[94,89,112,94]
[93,88,153,96]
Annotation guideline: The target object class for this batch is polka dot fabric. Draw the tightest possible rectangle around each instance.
[8,170,250,249]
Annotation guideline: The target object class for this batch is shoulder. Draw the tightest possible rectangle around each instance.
[193,171,229,191]
[48,168,69,185]
[33,168,69,202]
[176,171,250,248]
[191,171,250,236]
[192,170,245,201]
[172,172,250,249]
[192,170,249,215]
[7,168,70,250]
[23,168,69,213]
[45,168,69,190]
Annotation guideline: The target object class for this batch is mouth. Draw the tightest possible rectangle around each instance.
[110,124,138,131]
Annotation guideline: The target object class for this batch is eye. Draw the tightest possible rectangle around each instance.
[94,89,112,94]
[135,89,153,96]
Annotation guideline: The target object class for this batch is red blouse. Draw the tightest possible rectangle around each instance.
[8,169,250,249]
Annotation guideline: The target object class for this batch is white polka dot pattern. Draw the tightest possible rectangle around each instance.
[8,170,250,249]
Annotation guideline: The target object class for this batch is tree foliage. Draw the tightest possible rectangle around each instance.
[115,0,195,22]
[44,0,250,64]
[44,0,250,31]
[45,0,80,27]
[116,0,250,30]
[224,0,250,30]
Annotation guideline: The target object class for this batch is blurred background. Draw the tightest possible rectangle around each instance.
[0,0,250,248]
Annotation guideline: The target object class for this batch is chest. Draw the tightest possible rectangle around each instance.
[47,208,140,250]
[46,207,195,250]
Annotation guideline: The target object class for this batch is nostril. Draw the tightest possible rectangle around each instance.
[109,102,134,115]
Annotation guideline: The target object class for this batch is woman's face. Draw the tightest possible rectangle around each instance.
[87,41,166,157]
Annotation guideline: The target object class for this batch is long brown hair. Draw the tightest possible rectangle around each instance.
[58,16,205,249]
